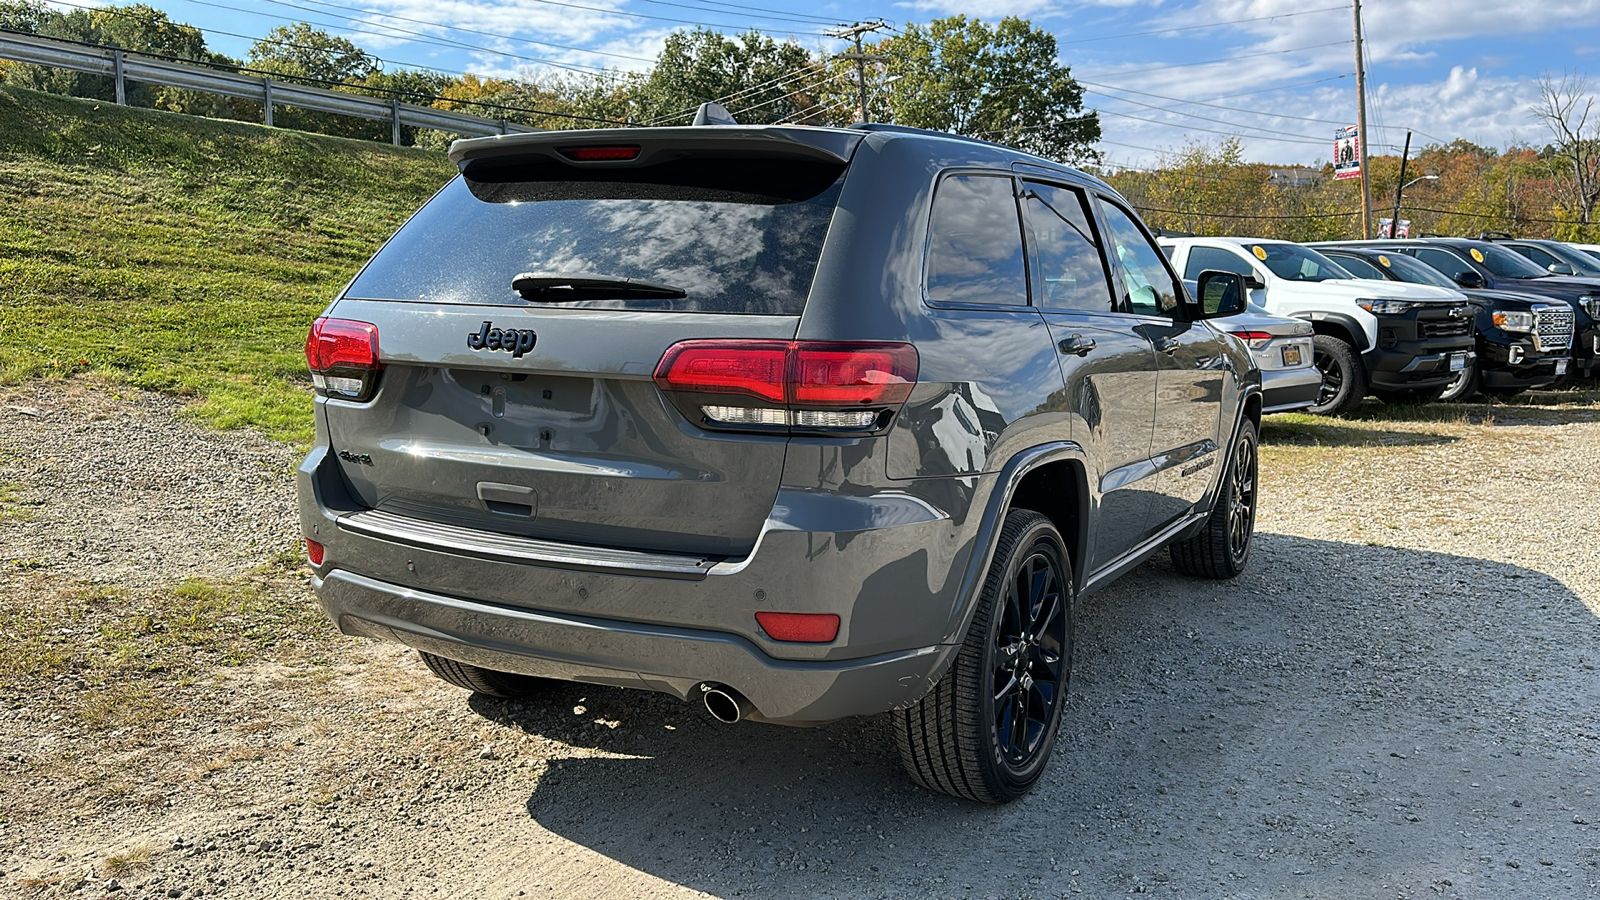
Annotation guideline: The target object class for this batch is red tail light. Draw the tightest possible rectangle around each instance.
[558,145,641,161]
[305,539,325,566]
[756,612,840,643]
[305,318,382,400]
[1228,331,1274,341]
[653,340,918,433]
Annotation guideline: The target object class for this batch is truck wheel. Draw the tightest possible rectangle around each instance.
[1308,335,1367,416]
[419,652,549,699]
[1170,418,1257,579]
[1438,360,1480,402]
[893,509,1073,804]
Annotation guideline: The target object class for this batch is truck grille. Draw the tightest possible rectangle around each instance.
[1419,318,1471,339]
[1534,306,1575,352]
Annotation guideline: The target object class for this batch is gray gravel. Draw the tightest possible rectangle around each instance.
[2,381,1598,900]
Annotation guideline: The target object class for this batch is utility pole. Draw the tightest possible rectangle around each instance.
[1390,131,1411,238]
[830,21,888,123]
[1353,0,1373,239]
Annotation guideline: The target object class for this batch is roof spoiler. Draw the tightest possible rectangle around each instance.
[448,125,862,172]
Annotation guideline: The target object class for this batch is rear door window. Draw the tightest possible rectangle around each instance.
[1020,181,1114,312]
[345,157,845,314]
[925,174,1029,307]
[1412,247,1474,281]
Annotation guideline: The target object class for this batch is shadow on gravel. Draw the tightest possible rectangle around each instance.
[480,535,1600,899]
[1261,418,1460,448]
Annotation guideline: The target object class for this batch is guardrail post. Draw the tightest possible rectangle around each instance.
[262,78,273,127]
[112,49,125,105]
[391,98,401,146]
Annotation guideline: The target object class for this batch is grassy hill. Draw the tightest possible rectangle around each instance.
[0,86,456,443]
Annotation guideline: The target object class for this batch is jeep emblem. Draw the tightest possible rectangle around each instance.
[468,321,537,358]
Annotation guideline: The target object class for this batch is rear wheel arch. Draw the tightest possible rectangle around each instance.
[1007,459,1087,595]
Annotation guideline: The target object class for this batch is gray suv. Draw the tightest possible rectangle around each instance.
[297,123,1262,803]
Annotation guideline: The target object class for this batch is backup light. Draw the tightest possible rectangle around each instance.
[654,340,917,434]
[305,318,383,401]
[755,611,840,643]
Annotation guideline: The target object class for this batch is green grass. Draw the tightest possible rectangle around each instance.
[0,86,454,443]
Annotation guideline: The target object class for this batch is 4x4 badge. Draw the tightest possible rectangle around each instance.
[468,321,537,358]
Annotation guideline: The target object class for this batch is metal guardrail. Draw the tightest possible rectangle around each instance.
[0,30,541,143]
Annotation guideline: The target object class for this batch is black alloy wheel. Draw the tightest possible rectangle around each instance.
[1307,335,1367,416]
[1171,418,1259,579]
[990,543,1070,770]
[893,509,1074,804]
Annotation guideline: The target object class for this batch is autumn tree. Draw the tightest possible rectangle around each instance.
[1532,73,1600,227]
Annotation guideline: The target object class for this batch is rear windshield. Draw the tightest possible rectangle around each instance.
[346,157,846,314]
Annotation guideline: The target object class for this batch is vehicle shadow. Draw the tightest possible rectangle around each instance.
[1260,416,1459,448]
[472,534,1600,899]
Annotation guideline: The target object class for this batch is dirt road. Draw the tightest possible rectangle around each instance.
[3,382,1597,899]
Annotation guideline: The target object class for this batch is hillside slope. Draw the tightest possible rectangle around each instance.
[0,86,455,442]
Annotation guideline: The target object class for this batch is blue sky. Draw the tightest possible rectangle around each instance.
[65,1,1600,168]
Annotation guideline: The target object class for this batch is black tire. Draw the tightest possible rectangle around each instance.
[1170,418,1258,580]
[1307,335,1367,416]
[893,509,1073,804]
[1438,360,1480,402]
[1371,386,1447,405]
[419,651,549,699]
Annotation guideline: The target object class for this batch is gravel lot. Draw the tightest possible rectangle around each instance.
[2,379,1598,900]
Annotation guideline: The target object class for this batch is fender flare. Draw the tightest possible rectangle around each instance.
[1295,311,1370,352]
[937,442,1088,649]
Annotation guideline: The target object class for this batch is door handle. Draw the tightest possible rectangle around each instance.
[1058,334,1097,357]
[1155,336,1181,355]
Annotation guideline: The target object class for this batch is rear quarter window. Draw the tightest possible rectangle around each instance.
[345,158,845,314]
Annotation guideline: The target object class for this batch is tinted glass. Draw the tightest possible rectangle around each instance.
[1470,243,1549,278]
[1021,182,1113,311]
[1242,242,1353,282]
[926,174,1029,306]
[1370,251,1460,288]
[1183,245,1255,280]
[1518,241,1600,276]
[1325,253,1388,280]
[346,158,845,314]
[1098,200,1181,315]
[1514,244,1564,270]
[1412,247,1474,280]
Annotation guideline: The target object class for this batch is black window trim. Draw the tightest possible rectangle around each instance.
[1018,176,1120,315]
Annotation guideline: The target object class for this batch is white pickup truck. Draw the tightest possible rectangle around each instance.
[1159,237,1477,414]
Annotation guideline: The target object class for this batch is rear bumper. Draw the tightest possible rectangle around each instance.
[1260,366,1321,414]
[315,570,951,724]
[297,446,972,724]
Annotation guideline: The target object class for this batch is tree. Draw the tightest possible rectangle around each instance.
[629,28,826,126]
[876,16,1100,165]
[246,22,377,86]
[1531,73,1600,226]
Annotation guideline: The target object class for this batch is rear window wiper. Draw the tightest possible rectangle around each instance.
[511,272,687,301]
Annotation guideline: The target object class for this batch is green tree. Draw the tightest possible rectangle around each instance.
[876,16,1100,164]
[628,28,825,126]
[246,22,377,85]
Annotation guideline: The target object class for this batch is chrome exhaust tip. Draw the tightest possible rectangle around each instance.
[700,683,751,724]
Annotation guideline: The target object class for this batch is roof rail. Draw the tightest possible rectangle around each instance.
[1475,230,1514,240]
[847,122,1012,150]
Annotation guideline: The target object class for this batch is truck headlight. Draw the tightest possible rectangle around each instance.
[1356,298,1415,315]
[1492,310,1535,332]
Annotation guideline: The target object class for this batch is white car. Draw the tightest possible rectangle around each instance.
[1224,303,1319,414]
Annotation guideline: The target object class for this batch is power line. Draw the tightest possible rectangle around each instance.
[1092,107,1329,146]
[685,0,866,26]
[291,0,655,63]
[1059,6,1347,45]
[1133,205,1360,220]
[0,23,636,125]
[1096,40,1354,78]
[1086,90,1337,144]
[300,0,843,36]
[1081,79,1355,128]
[639,63,829,125]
